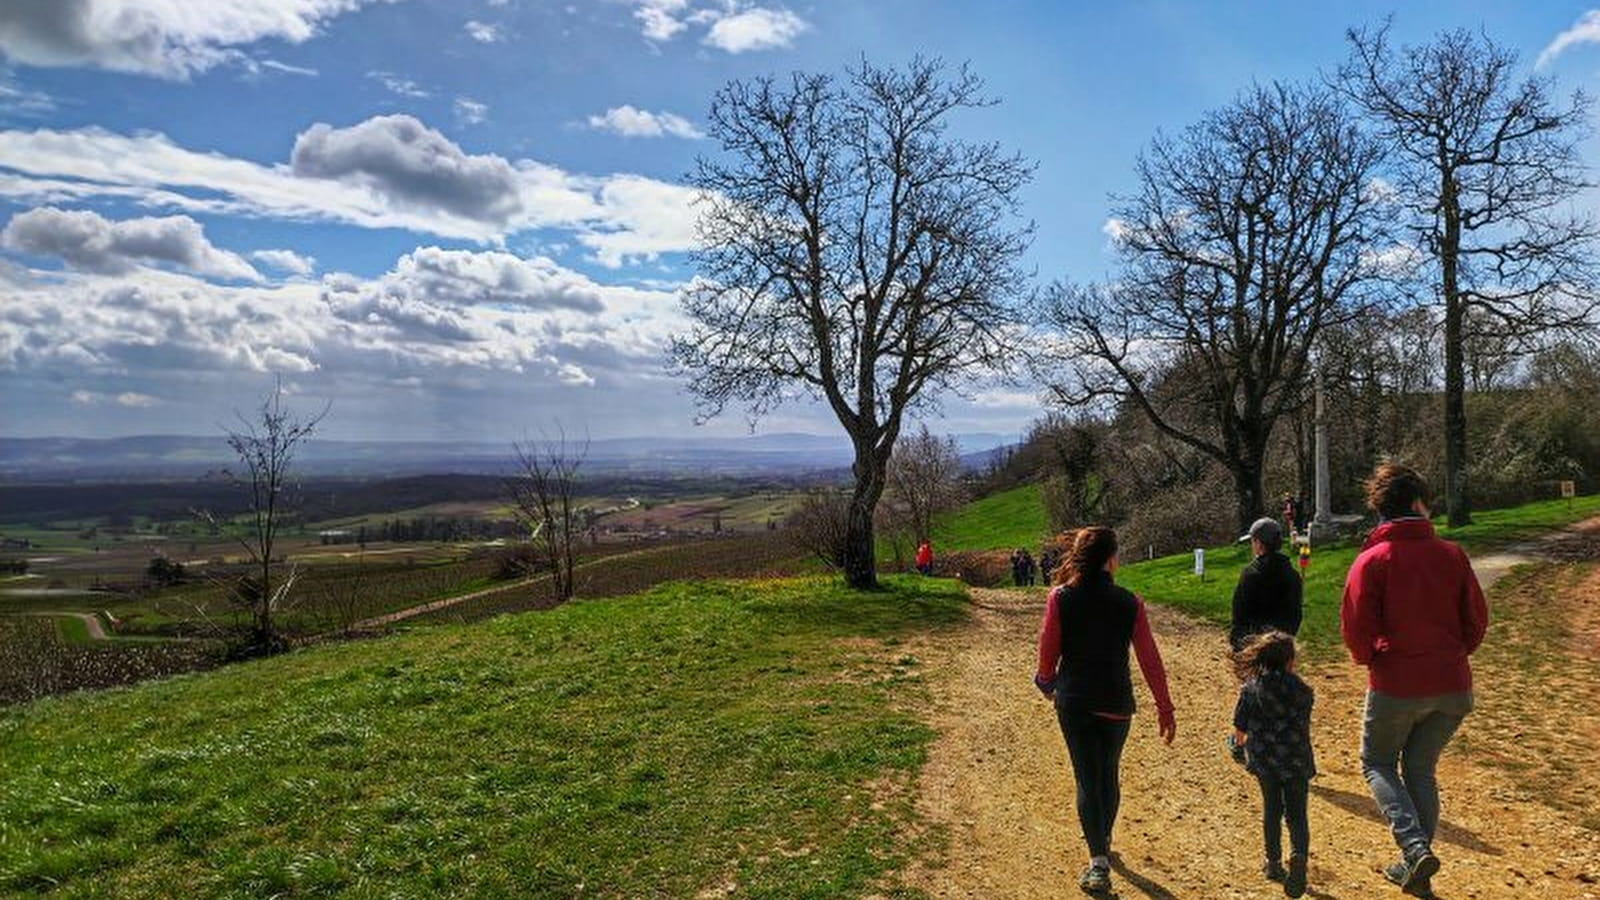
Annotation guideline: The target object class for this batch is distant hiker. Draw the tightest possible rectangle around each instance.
[1230,517,1304,651]
[1341,463,1487,898]
[1293,495,1310,535]
[915,539,933,575]
[1282,493,1298,538]
[1021,548,1037,586]
[1034,526,1177,895]
[1039,545,1060,584]
[1011,548,1027,586]
[1231,630,1315,898]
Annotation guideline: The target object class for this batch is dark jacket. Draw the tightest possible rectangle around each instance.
[1232,669,1316,780]
[1229,551,1303,650]
[1340,518,1487,697]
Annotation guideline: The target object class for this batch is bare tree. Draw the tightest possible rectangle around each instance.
[505,432,587,602]
[1036,82,1388,531]
[672,57,1033,588]
[196,381,326,651]
[1339,23,1599,525]
[785,489,852,570]
[881,424,967,551]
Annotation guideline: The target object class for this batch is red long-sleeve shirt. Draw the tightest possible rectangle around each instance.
[1035,587,1175,718]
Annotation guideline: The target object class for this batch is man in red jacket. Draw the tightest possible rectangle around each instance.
[1341,464,1488,898]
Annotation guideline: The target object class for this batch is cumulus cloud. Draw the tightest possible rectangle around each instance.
[0,0,383,79]
[630,2,806,53]
[1,206,260,280]
[586,105,703,139]
[251,248,316,276]
[703,7,807,53]
[291,115,526,226]
[463,20,503,42]
[1538,10,1600,68]
[0,118,699,259]
[454,96,488,126]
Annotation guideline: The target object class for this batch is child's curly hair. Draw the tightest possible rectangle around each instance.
[1231,629,1298,681]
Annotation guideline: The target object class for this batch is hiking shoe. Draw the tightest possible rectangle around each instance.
[1284,854,1307,898]
[1262,858,1286,881]
[1078,864,1112,894]
[1384,854,1439,897]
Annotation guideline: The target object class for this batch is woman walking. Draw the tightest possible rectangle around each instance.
[1034,526,1178,894]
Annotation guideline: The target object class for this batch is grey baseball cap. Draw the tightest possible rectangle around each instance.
[1239,517,1283,548]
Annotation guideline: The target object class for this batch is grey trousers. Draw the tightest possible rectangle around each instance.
[1360,689,1473,855]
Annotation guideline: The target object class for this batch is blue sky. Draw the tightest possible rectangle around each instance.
[0,0,1596,441]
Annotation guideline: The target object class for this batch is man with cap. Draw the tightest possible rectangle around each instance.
[1229,517,1303,651]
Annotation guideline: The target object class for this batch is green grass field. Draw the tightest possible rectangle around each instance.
[0,576,968,899]
[930,483,1048,552]
[1118,493,1600,653]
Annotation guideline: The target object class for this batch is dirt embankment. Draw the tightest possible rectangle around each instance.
[903,578,1600,900]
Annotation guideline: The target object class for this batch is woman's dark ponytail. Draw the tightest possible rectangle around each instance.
[1052,526,1118,587]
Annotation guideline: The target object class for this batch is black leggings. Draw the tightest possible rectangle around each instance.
[1257,772,1310,860]
[1057,709,1131,857]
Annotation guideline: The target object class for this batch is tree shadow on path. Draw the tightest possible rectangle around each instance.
[1309,783,1503,855]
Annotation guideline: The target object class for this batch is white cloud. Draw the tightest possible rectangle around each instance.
[366,69,430,98]
[1,206,260,280]
[454,96,488,126]
[1538,10,1600,68]
[251,248,316,276]
[585,105,702,139]
[0,0,386,79]
[633,0,689,41]
[258,59,318,77]
[579,175,702,267]
[0,70,54,115]
[463,20,503,42]
[703,7,807,53]
[71,389,159,407]
[629,2,806,53]
[0,118,700,260]
[291,115,524,225]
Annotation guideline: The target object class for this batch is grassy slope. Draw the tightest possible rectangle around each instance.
[930,483,1049,552]
[1118,493,1600,653]
[0,576,968,899]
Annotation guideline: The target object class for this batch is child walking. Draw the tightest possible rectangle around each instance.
[1232,630,1316,898]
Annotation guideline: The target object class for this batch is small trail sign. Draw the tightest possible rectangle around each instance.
[1561,480,1576,499]
[1193,548,1205,581]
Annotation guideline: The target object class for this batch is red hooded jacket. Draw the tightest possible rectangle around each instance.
[1339,518,1488,697]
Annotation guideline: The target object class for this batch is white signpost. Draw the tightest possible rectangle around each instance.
[1193,548,1206,581]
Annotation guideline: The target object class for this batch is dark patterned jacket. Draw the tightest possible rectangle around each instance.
[1232,669,1316,781]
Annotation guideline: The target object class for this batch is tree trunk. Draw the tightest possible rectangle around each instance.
[1233,459,1267,536]
[1440,172,1473,526]
[842,439,886,590]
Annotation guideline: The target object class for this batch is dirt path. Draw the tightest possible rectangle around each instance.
[22,611,107,640]
[905,585,1600,899]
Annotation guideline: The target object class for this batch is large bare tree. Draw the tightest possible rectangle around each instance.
[673,58,1032,588]
[1037,82,1388,532]
[1339,23,1599,525]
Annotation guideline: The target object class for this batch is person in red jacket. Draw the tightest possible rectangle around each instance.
[1035,526,1177,895]
[1340,464,1487,898]
[915,539,933,575]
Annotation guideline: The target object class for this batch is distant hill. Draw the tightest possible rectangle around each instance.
[0,432,1017,482]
